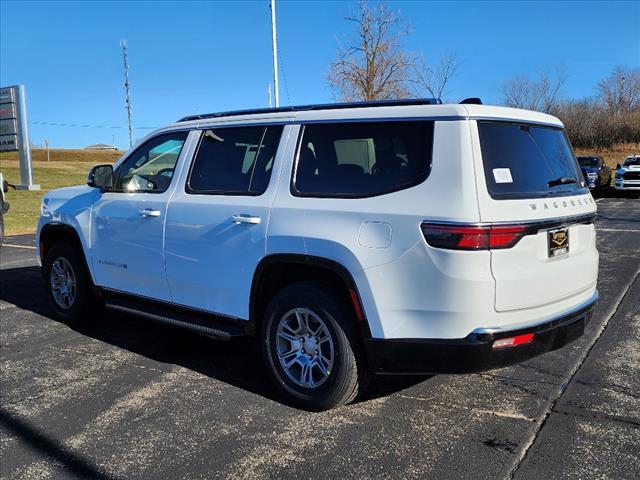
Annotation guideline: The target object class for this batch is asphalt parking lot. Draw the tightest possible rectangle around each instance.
[1,196,638,480]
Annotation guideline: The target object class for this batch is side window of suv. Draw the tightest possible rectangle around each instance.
[293,121,434,197]
[186,125,284,195]
[114,132,189,193]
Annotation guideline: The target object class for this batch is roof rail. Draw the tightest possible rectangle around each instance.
[177,98,442,123]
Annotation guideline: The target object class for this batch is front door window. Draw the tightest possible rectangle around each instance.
[115,132,188,193]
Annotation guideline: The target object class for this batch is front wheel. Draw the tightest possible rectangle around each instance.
[44,241,102,323]
[261,282,366,411]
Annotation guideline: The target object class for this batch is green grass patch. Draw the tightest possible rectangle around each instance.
[1,149,121,235]
[1,160,100,235]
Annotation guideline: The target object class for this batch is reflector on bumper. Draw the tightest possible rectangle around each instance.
[492,333,534,349]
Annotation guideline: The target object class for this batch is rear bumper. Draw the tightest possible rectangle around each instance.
[614,182,640,190]
[364,294,598,375]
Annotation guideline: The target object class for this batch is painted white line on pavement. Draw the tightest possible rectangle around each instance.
[2,244,37,250]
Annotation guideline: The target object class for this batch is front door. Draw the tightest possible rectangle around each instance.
[90,131,192,299]
[164,124,288,319]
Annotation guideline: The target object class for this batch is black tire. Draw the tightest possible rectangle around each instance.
[43,241,102,323]
[261,281,366,411]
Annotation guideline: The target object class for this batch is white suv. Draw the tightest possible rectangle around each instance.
[37,99,599,410]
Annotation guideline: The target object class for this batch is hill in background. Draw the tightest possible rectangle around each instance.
[0,148,122,165]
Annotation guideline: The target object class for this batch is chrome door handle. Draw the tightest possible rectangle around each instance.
[138,208,161,217]
[231,214,261,224]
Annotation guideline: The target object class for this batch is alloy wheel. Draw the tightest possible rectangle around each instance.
[50,257,77,310]
[275,307,335,388]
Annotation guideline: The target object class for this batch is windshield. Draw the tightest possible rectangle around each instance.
[478,121,588,200]
[578,157,599,168]
[623,157,640,167]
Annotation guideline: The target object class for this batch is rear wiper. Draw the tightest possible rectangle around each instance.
[547,176,578,188]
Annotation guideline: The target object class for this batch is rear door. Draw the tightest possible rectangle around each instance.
[472,121,598,312]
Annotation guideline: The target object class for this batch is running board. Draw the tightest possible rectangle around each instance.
[104,296,245,341]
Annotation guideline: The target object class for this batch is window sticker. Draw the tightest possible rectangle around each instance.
[493,168,513,184]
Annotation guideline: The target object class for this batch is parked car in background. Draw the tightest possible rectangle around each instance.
[614,155,640,195]
[577,156,611,191]
[0,173,11,246]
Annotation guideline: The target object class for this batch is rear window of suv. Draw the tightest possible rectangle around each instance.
[293,121,434,198]
[478,121,588,200]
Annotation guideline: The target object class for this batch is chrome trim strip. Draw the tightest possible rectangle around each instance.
[297,116,465,125]
[423,212,597,229]
[471,290,599,335]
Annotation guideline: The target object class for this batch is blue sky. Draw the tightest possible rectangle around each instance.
[1,0,639,149]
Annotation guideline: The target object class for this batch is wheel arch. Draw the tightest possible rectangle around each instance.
[39,223,99,291]
[249,254,372,340]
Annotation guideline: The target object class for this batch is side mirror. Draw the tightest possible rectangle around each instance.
[616,163,621,170]
[87,164,113,190]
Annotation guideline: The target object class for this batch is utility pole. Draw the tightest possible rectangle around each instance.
[120,40,133,147]
[270,0,280,107]
[44,139,50,162]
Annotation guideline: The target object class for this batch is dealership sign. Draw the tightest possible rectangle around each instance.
[0,85,39,189]
[0,86,20,152]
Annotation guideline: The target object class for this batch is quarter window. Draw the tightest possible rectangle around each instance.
[187,125,283,195]
[114,132,188,193]
[293,121,434,197]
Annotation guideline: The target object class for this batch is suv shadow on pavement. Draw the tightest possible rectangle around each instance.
[0,265,430,408]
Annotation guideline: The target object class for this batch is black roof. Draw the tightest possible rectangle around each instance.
[177,98,442,123]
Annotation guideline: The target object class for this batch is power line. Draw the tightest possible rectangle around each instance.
[29,121,157,130]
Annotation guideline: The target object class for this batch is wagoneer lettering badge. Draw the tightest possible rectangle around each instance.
[529,196,594,211]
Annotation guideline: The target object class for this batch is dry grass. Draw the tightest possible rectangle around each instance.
[574,143,640,169]
[0,148,122,164]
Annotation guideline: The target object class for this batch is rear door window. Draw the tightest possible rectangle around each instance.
[478,121,588,199]
[293,121,434,197]
[186,125,283,195]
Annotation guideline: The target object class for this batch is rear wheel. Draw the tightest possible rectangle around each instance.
[44,241,102,323]
[261,282,365,411]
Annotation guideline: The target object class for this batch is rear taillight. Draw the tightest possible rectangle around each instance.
[421,223,527,250]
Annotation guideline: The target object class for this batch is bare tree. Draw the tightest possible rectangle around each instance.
[597,66,640,113]
[501,67,568,112]
[328,1,414,101]
[411,52,458,100]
